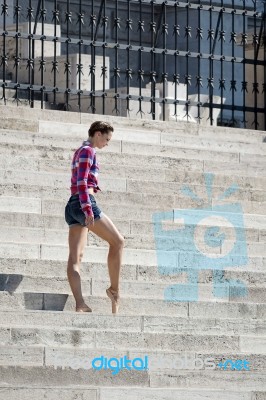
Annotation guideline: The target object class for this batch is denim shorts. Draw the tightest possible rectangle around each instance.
[65,194,103,227]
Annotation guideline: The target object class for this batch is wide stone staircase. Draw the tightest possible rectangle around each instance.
[0,105,266,399]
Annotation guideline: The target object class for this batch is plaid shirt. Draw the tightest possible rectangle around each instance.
[70,140,101,217]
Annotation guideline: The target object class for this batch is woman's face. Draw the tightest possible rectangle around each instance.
[96,131,112,149]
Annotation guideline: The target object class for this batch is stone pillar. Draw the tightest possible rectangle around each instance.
[245,41,265,130]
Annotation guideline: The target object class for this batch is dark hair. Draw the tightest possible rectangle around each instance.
[88,121,114,137]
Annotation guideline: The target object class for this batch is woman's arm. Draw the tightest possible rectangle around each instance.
[77,146,94,218]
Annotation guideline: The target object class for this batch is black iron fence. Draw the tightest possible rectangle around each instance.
[1,0,266,129]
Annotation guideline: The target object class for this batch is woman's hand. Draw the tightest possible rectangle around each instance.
[85,214,94,227]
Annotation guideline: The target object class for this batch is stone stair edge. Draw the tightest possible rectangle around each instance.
[0,223,266,239]
[1,344,266,364]
[0,205,265,220]
[1,240,266,257]
[2,179,266,201]
[1,158,265,181]
[1,131,266,158]
[1,342,265,352]
[0,321,264,339]
[0,309,265,324]
[1,156,266,185]
[1,256,266,271]
[2,269,266,285]
[2,267,266,286]
[0,120,266,152]
[2,284,266,306]
[1,175,266,197]
[0,386,263,400]
[1,197,266,215]
[0,231,266,253]
[1,123,265,149]
[1,234,266,258]
[1,292,265,318]
[1,140,265,169]
[2,272,266,286]
[0,367,265,391]
[1,142,266,171]
[0,104,266,137]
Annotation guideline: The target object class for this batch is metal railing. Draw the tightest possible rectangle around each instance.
[1,0,266,129]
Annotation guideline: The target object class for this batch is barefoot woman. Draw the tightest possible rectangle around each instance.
[65,121,124,313]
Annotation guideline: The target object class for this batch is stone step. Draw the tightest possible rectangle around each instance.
[0,106,83,124]
[0,169,126,194]
[1,180,266,214]
[0,386,264,400]
[1,170,266,206]
[0,238,266,265]
[1,150,266,188]
[0,210,129,231]
[1,258,266,283]
[1,345,264,385]
[0,322,262,353]
[2,129,266,165]
[2,129,266,164]
[203,160,266,178]
[39,116,266,145]
[1,191,266,224]
[1,122,266,155]
[31,202,266,234]
[0,141,203,173]
[126,138,266,164]
[1,141,265,180]
[0,344,266,388]
[0,366,265,390]
[54,292,266,315]
[160,131,266,154]
[0,117,39,133]
[2,112,265,151]
[80,111,266,144]
[0,213,264,246]
[31,346,266,372]
[1,291,265,319]
[1,104,266,144]
[0,224,265,254]
[0,291,189,315]
[37,119,266,151]
[0,386,97,400]
[1,274,266,303]
[1,211,265,244]
[148,370,266,390]
[0,127,121,154]
[0,311,265,337]
[0,365,265,391]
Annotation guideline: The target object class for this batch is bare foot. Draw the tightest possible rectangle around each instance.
[76,303,92,312]
[106,287,120,314]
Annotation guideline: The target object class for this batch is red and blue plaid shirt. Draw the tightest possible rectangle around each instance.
[70,140,101,217]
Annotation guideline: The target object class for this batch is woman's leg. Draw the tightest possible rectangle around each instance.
[67,224,91,311]
[89,214,124,301]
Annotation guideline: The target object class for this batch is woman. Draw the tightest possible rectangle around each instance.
[65,121,124,314]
